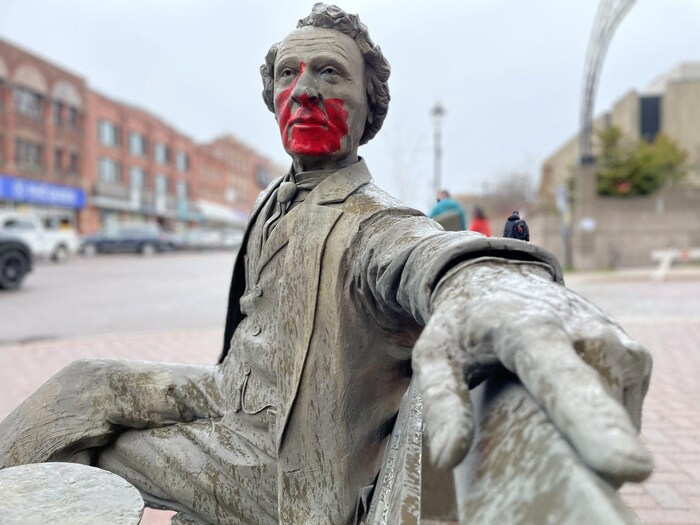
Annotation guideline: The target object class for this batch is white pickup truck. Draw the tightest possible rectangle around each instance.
[0,212,79,262]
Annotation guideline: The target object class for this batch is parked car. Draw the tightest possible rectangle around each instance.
[0,212,79,262]
[80,225,169,256]
[182,229,225,250]
[0,232,33,290]
[161,231,186,251]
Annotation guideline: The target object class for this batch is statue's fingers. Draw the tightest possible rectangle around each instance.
[576,324,652,431]
[413,308,473,470]
[508,326,653,482]
[623,381,647,431]
[608,326,653,430]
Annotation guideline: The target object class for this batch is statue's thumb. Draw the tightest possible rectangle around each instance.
[413,315,474,470]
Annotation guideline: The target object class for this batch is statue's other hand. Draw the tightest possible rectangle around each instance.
[412,260,653,483]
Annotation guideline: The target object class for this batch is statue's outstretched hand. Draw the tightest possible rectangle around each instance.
[412,260,653,483]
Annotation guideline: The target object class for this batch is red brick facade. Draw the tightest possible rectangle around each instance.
[0,38,87,226]
[197,135,282,216]
[0,37,284,234]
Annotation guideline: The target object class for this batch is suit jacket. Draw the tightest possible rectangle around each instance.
[220,159,562,524]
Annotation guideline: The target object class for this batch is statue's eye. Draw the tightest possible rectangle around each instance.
[280,68,295,78]
[321,67,337,76]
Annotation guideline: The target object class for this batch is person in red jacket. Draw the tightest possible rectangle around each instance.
[469,206,492,236]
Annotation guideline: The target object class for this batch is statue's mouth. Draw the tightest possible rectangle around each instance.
[290,118,329,130]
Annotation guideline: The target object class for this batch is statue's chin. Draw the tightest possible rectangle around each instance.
[285,128,342,157]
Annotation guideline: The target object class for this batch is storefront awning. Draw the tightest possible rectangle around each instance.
[196,200,248,227]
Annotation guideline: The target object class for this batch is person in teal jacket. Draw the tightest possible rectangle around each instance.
[429,190,467,230]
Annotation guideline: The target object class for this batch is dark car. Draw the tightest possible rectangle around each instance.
[0,232,33,290]
[80,225,169,256]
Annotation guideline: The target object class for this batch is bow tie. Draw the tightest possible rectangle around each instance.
[277,181,297,204]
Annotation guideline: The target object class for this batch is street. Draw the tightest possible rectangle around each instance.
[0,251,236,344]
[1,253,699,524]
[2,252,698,345]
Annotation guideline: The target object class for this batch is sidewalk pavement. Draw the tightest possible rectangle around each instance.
[1,317,699,524]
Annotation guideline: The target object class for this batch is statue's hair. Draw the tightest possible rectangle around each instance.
[260,3,391,145]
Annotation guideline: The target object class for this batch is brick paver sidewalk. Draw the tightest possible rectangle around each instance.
[619,319,700,524]
[1,320,699,524]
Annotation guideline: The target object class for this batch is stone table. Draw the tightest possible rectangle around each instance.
[0,462,144,524]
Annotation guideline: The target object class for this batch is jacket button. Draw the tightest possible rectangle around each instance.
[253,284,263,297]
[242,363,251,375]
[252,324,261,336]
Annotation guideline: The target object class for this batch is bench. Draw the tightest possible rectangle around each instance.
[651,248,700,281]
[366,372,641,525]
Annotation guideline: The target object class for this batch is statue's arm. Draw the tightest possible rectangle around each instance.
[350,210,652,484]
[348,210,560,327]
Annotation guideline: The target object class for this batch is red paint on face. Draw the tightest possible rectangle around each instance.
[276,63,349,156]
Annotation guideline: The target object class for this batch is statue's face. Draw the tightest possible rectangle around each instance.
[273,26,369,168]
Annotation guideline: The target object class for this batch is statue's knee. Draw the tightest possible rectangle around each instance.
[58,359,114,384]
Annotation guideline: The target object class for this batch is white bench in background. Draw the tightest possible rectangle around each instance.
[651,248,700,281]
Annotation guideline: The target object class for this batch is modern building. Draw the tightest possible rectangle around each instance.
[533,62,700,269]
[539,62,700,209]
[0,37,284,234]
[0,38,87,228]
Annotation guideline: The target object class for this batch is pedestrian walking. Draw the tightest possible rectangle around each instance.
[469,206,491,236]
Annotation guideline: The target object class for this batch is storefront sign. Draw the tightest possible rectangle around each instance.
[0,174,86,209]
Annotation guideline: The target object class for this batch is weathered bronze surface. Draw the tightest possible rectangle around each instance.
[0,4,652,524]
[0,462,144,524]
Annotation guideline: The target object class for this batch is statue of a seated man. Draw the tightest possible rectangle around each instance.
[0,4,652,524]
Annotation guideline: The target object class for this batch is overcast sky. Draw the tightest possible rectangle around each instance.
[2,0,699,211]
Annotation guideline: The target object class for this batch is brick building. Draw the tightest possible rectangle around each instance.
[197,134,279,221]
[82,91,200,234]
[0,37,284,235]
[0,38,87,227]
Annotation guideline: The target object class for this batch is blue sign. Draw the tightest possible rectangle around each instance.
[0,174,86,209]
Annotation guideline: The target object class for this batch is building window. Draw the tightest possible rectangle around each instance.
[67,107,79,130]
[54,148,64,174]
[15,139,43,171]
[256,164,272,188]
[68,152,79,176]
[98,157,121,183]
[14,87,43,121]
[154,143,169,165]
[52,101,63,127]
[128,133,147,156]
[176,180,188,199]
[129,166,146,188]
[155,173,168,195]
[175,151,189,172]
[98,120,121,147]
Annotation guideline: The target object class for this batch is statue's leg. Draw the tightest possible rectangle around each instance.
[0,359,222,468]
[96,417,279,524]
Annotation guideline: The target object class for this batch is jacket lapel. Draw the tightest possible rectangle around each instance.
[254,205,300,282]
[275,159,372,450]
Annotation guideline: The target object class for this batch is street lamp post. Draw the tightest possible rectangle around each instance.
[431,100,446,199]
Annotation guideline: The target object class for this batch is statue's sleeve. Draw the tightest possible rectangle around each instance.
[348,209,563,326]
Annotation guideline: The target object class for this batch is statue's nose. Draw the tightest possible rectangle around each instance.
[291,72,319,105]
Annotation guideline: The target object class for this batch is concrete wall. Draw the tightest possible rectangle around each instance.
[533,174,700,270]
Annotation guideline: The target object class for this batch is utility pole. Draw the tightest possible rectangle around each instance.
[430,100,446,198]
